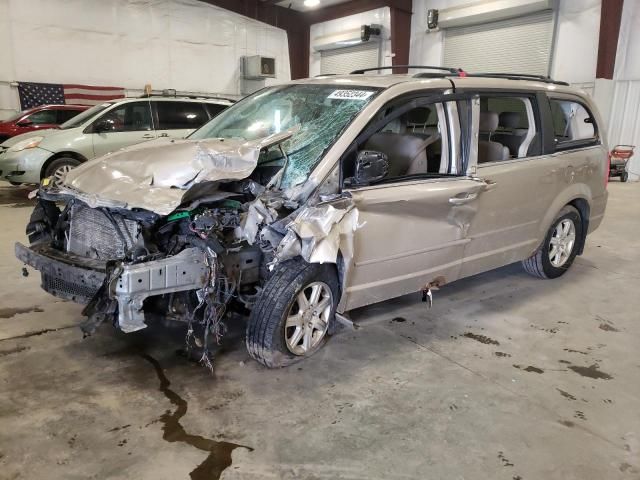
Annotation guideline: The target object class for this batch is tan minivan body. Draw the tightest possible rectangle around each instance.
[296,77,607,311]
[16,74,608,367]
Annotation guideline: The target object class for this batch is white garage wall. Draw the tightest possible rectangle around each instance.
[607,0,640,180]
[409,0,601,85]
[0,0,291,118]
[309,8,392,77]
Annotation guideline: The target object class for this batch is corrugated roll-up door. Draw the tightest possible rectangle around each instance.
[320,42,380,75]
[443,10,555,75]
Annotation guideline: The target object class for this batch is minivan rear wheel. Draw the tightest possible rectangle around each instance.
[246,257,339,368]
[522,205,581,279]
[44,157,81,187]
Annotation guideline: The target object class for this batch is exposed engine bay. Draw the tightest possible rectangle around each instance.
[16,135,359,367]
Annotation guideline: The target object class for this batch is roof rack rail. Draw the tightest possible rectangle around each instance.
[350,65,463,75]
[139,92,235,102]
[463,72,569,86]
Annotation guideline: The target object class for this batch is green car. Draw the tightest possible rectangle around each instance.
[0,96,233,186]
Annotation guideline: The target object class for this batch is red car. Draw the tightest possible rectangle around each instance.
[0,105,88,143]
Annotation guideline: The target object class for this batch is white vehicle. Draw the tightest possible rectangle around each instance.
[0,96,233,185]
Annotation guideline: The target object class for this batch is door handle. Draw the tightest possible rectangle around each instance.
[449,191,478,205]
[142,134,155,139]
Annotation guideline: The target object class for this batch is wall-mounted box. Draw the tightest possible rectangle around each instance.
[242,56,276,79]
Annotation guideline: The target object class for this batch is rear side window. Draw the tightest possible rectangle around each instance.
[549,98,597,148]
[156,102,209,129]
[477,96,538,162]
[57,109,81,123]
[26,110,57,125]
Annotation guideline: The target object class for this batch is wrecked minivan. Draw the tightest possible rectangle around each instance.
[15,70,609,367]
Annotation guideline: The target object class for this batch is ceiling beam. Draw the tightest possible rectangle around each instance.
[596,0,624,79]
[390,6,411,74]
[303,0,412,25]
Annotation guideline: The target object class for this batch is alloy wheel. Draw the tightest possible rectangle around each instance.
[548,218,576,267]
[284,281,333,355]
[52,164,74,187]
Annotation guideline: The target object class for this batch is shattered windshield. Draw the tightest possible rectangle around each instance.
[189,84,380,189]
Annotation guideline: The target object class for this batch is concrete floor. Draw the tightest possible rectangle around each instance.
[0,180,639,480]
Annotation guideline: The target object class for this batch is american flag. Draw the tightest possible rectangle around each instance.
[18,82,125,109]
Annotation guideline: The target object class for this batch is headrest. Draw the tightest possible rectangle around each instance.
[499,112,522,129]
[406,107,431,125]
[479,111,499,133]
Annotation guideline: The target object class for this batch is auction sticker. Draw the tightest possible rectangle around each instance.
[328,90,375,101]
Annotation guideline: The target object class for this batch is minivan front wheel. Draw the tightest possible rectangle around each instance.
[246,258,339,368]
[44,157,81,187]
[523,205,581,279]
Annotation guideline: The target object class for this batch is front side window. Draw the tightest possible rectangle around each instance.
[60,103,114,129]
[345,102,449,184]
[190,85,380,189]
[156,101,209,130]
[549,98,596,148]
[26,110,57,125]
[97,102,152,132]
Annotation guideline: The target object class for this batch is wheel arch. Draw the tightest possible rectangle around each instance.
[39,151,87,180]
[568,197,590,255]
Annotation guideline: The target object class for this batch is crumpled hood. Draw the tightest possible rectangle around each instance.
[60,130,295,215]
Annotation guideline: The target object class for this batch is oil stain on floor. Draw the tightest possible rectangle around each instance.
[141,354,253,480]
[0,186,34,207]
[463,332,500,345]
[567,363,613,380]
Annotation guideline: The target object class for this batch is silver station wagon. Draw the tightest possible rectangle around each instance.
[15,67,608,368]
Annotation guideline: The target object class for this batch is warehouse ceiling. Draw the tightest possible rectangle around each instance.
[272,0,352,11]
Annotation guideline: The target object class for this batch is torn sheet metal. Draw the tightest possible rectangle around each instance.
[237,198,278,244]
[60,129,296,215]
[272,200,361,267]
[420,276,445,309]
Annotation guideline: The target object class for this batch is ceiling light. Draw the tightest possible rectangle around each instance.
[304,0,320,7]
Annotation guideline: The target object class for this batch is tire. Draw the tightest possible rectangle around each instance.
[620,172,628,182]
[246,257,339,368]
[26,199,60,246]
[43,157,81,186]
[522,205,581,279]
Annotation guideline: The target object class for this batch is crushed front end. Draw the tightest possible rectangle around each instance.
[16,180,280,362]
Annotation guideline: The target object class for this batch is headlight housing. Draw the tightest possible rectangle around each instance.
[10,136,44,152]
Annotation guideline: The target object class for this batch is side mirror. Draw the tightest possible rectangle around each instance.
[350,150,389,186]
[93,119,112,133]
[16,119,33,127]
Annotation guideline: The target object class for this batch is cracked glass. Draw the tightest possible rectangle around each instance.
[190,84,380,189]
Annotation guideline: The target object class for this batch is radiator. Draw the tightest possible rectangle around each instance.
[67,203,139,260]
